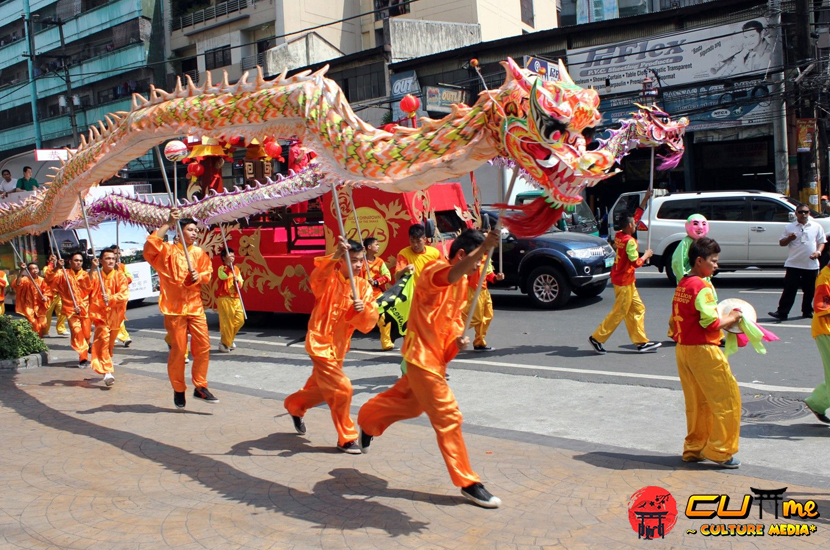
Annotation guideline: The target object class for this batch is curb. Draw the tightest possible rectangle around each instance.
[0,351,51,371]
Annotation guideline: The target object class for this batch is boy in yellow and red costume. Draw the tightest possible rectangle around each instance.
[113,246,134,348]
[13,262,52,337]
[361,237,393,351]
[216,247,245,353]
[589,191,661,355]
[284,236,378,454]
[0,269,7,315]
[463,249,504,352]
[88,248,130,386]
[357,229,503,508]
[45,252,92,367]
[144,211,216,409]
[672,237,743,469]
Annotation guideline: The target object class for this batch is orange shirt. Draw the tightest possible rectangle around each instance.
[306,255,379,362]
[402,259,468,375]
[143,235,212,316]
[215,265,243,299]
[360,257,391,299]
[88,268,130,325]
[672,275,722,346]
[44,265,92,317]
[0,271,7,299]
[13,274,51,319]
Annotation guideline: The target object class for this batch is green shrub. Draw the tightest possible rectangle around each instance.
[0,315,48,361]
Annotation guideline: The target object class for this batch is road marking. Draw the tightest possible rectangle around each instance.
[139,329,813,393]
[740,290,798,294]
[757,323,812,329]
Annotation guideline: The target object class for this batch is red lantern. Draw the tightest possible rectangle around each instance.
[187,163,204,177]
[264,141,283,159]
[399,94,420,115]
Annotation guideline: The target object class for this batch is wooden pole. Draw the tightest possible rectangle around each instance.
[48,228,77,310]
[218,224,247,320]
[646,147,655,251]
[346,186,371,279]
[9,239,46,302]
[78,193,108,305]
[331,183,357,300]
[154,146,193,272]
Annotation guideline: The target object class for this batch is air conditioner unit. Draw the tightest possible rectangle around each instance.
[72,95,80,107]
[58,95,67,108]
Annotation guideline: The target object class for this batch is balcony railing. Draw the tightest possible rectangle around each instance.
[171,0,249,31]
[374,0,411,21]
[659,0,716,9]
[241,52,264,71]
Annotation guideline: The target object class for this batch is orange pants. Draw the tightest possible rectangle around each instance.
[22,311,48,337]
[284,355,357,447]
[91,320,119,375]
[358,363,481,488]
[68,316,91,361]
[164,315,211,392]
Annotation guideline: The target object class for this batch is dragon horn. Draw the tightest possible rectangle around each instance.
[502,57,532,92]
[558,60,575,86]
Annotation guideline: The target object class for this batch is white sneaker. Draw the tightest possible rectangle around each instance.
[219,343,231,353]
[123,338,132,348]
[230,342,236,350]
[103,373,115,387]
[185,355,190,363]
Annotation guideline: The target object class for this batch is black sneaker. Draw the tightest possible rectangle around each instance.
[805,401,830,424]
[637,341,662,353]
[445,371,451,382]
[358,428,373,454]
[461,483,502,508]
[804,312,814,319]
[292,415,307,435]
[337,441,362,455]
[588,336,606,355]
[768,311,787,321]
[174,391,186,409]
[193,386,219,403]
[78,359,90,368]
[124,338,132,348]
[473,345,494,352]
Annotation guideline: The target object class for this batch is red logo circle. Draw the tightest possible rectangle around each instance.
[627,486,678,540]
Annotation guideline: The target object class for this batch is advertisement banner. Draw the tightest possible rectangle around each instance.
[424,86,468,114]
[523,56,561,81]
[797,118,817,152]
[390,70,425,123]
[567,18,774,95]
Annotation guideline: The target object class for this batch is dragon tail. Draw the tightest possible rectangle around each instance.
[494,195,565,239]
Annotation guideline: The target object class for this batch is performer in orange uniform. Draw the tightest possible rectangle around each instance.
[357,229,503,508]
[45,253,92,367]
[284,236,378,454]
[114,246,133,348]
[589,191,661,354]
[672,237,742,468]
[361,237,393,351]
[216,247,245,353]
[13,262,51,336]
[0,269,7,315]
[463,253,504,351]
[144,210,216,409]
[88,248,130,386]
[394,223,442,282]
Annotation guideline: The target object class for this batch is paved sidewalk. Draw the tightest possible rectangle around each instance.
[0,364,828,549]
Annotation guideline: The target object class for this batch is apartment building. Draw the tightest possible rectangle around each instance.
[0,0,163,155]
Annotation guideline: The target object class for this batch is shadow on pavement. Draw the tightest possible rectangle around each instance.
[0,374,430,536]
[77,403,212,416]
[572,450,702,471]
[40,378,110,390]
[319,468,463,508]
[229,431,342,458]
[739,422,830,441]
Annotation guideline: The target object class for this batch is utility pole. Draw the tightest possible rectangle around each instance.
[55,19,79,148]
[795,0,819,205]
[22,0,42,148]
[770,0,789,195]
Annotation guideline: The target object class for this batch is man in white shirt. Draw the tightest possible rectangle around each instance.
[769,206,827,321]
[0,169,16,197]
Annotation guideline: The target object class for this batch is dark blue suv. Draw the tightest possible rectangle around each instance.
[483,209,615,309]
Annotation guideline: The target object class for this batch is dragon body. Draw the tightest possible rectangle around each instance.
[0,58,687,242]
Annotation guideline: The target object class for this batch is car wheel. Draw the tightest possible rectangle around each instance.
[664,242,679,286]
[573,280,607,298]
[527,266,571,309]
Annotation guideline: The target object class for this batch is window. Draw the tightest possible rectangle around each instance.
[434,210,466,239]
[521,0,535,27]
[751,198,791,223]
[205,45,231,70]
[657,199,699,220]
[330,63,386,103]
[701,199,746,221]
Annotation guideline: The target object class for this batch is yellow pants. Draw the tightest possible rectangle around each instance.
[285,355,358,447]
[45,296,67,335]
[378,316,393,350]
[116,321,130,342]
[676,344,741,462]
[463,287,494,348]
[592,283,648,345]
[217,296,244,348]
[358,364,481,488]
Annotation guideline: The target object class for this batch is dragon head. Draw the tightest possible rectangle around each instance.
[495,58,617,209]
[631,103,689,170]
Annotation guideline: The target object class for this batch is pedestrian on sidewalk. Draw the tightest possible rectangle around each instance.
[361,237,394,351]
[144,210,216,409]
[462,245,503,352]
[284,236,378,454]
[804,260,830,424]
[589,191,661,355]
[13,262,51,337]
[216,247,245,353]
[44,253,92,367]
[357,229,503,509]
[672,237,743,468]
[88,248,130,387]
[113,246,133,348]
[769,205,826,321]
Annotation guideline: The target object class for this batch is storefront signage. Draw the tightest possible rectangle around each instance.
[797,119,817,152]
[523,56,561,81]
[424,86,468,114]
[390,70,424,123]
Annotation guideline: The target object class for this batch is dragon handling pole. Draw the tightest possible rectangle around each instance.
[48,228,77,310]
[331,183,357,300]
[79,193,108,305]
[9,238,46,302]
[154,146,193,273]
[218,224,247,320]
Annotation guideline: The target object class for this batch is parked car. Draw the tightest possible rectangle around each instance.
[609,190,830,284]
[483,208,615,308]
[513,190,600,236]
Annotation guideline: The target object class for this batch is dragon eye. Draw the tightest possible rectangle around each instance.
[582,127,596,142]
[534,111,568,143]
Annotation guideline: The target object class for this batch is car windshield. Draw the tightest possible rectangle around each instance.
[784,197,828,218]
[482,211,561,234]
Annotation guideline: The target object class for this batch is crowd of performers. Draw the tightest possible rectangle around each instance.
[10,193,830,510]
